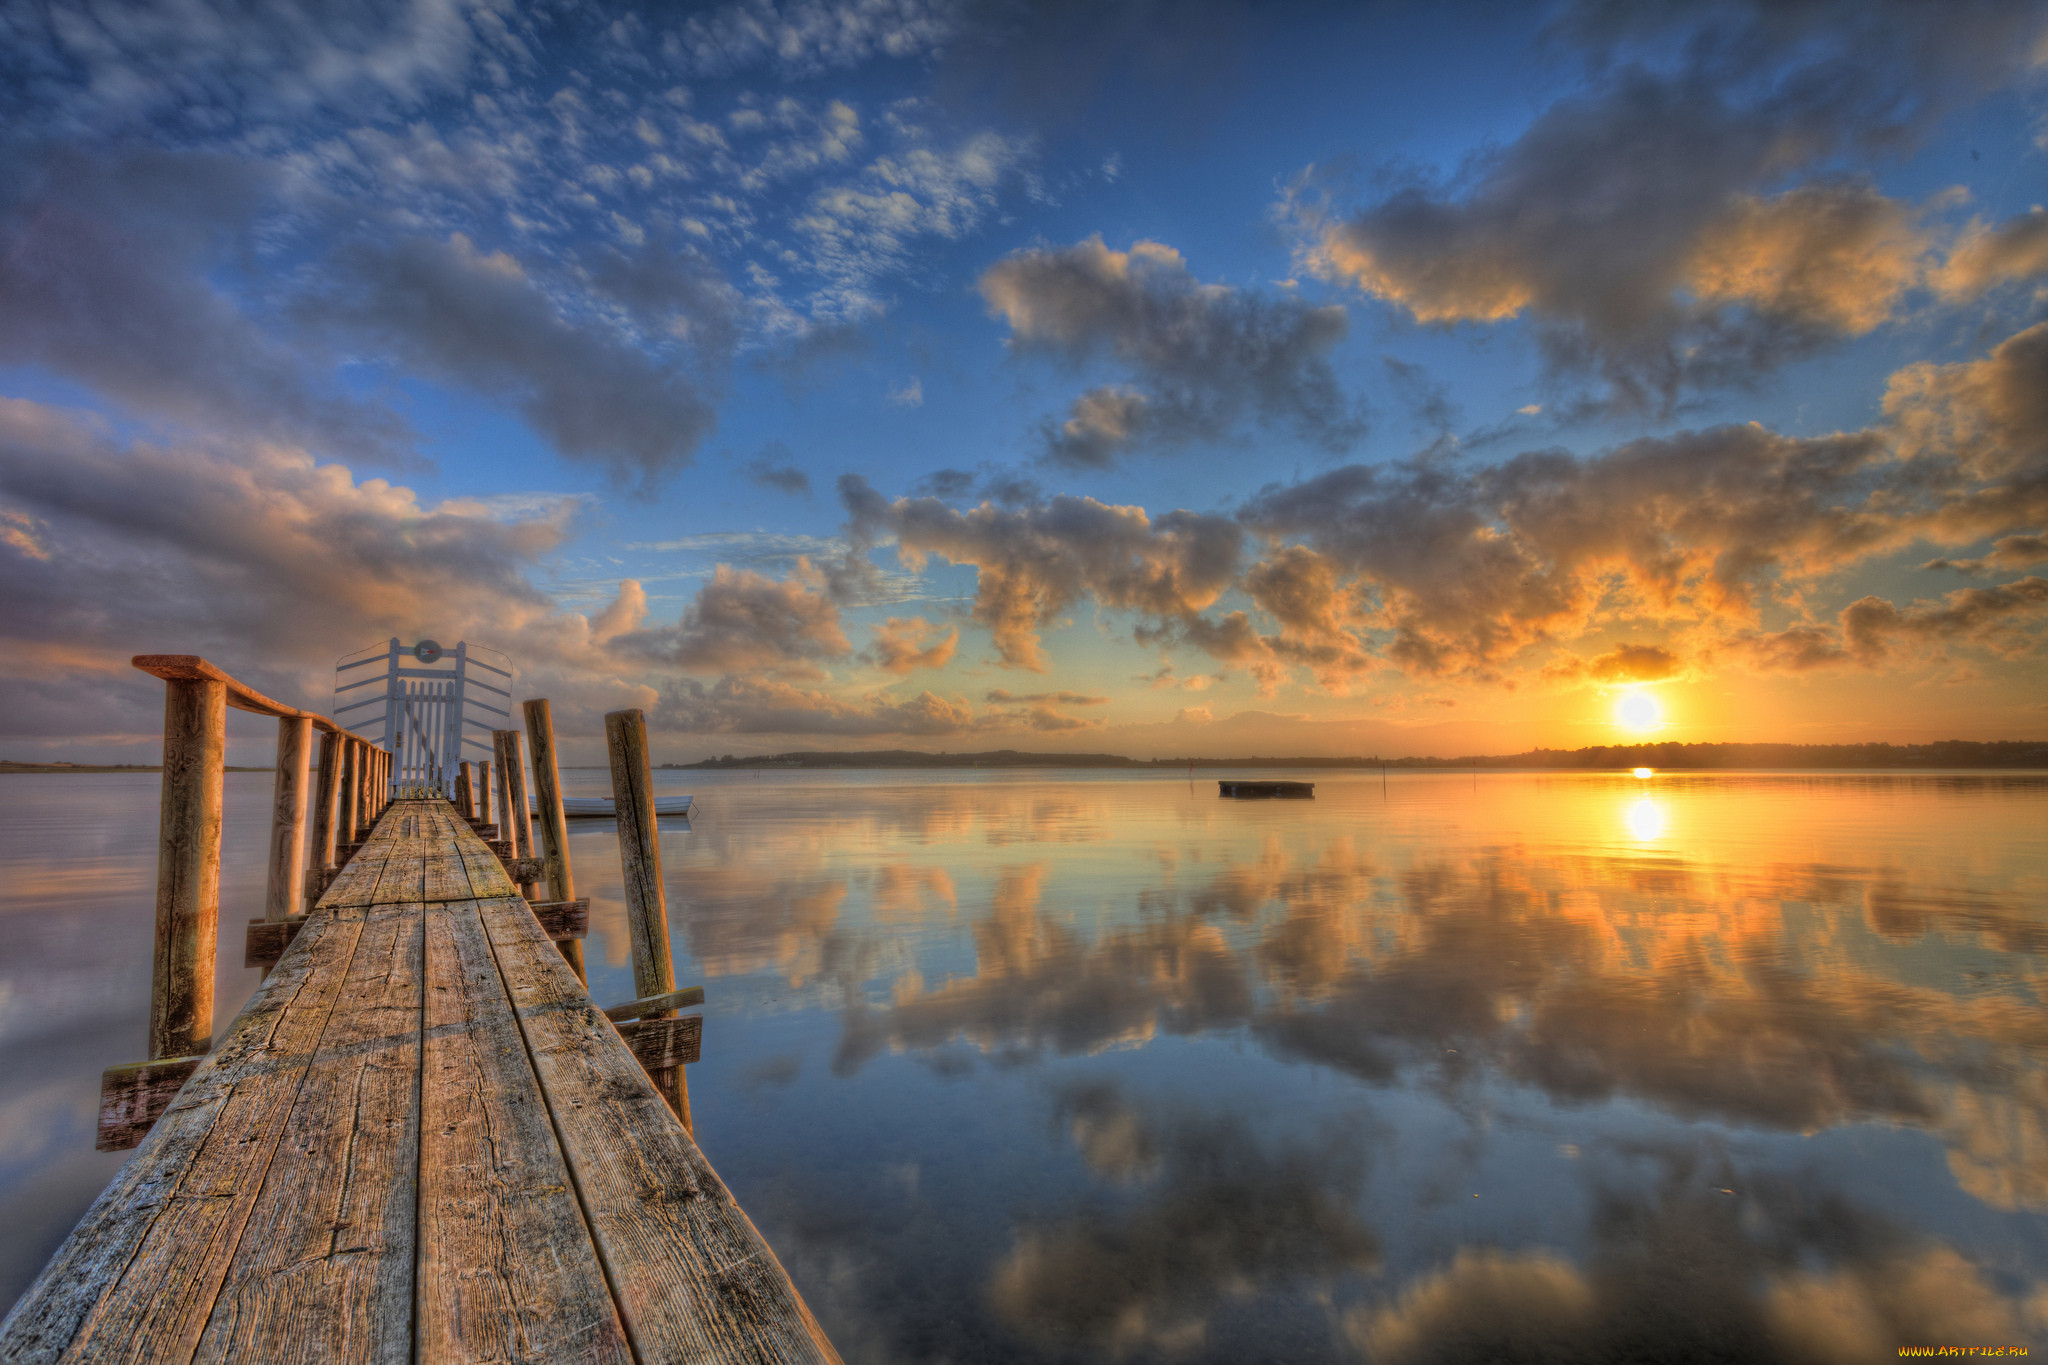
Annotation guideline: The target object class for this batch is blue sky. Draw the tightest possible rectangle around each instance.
[2,0,2046,761]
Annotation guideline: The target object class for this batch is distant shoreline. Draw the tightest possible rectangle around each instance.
[0,762,276,773]
[14,738,2046,775]
[656,741,2048,771]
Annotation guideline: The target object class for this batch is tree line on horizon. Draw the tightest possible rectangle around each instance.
[665,740,2048,771]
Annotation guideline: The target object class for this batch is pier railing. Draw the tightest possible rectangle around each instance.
[99,660,710,1150]
[98,656,391,1150]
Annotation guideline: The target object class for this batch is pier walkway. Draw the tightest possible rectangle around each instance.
[1,798,838,1364]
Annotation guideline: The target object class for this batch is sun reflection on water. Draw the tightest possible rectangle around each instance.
[1625,794,1668,841]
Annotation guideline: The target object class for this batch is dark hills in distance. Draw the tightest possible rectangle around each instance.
[664,740,2048,771]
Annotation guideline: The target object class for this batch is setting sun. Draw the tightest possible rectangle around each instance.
[1616,691,1664,733]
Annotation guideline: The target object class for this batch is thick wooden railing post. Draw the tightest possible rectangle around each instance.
[476,759,493,828]
[505,737,533,864]
[491,743,517,854]
[494,728,538,901]
[605,708,688,1130]
[355,742,372,832]
[336,739,359,848]
[523,699,584,982]
[308,728,340,909]
[151,678,224,1061]
[265,716,311,923]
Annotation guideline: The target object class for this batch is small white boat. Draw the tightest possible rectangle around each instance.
[539,795,694,818]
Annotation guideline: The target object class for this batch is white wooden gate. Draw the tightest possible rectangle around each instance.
[333,639,512,795]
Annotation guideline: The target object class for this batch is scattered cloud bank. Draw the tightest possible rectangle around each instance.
[1290,0,2048,412]
[980,236,1360,467]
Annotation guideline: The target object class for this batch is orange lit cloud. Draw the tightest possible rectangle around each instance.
[864,614,958,674]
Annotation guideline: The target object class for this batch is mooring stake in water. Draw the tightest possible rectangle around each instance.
[524,697,586,983]
[605,706,694,1131]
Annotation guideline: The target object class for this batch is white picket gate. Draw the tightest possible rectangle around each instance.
[332,638,512,796]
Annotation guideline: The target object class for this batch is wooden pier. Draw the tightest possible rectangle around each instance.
[0,657,838,1364]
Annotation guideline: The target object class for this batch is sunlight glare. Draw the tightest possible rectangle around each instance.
[1633,766,1654,779]
[1626,796,1667,842]
[1616,690,1663,732]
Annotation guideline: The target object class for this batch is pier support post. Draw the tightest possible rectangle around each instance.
[476,759,493,828]
[494,729,539,901]
[308,728,340,910]
[151,677,224,1061]
[605,708,689,1131]
[357,743,374,830]
[454,761,474,818]
[491,744,516,853]
[264,716,311,923]
[523,699,584,982]
[337,739,359,848]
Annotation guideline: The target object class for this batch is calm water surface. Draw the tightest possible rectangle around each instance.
[3,769,2045,1361]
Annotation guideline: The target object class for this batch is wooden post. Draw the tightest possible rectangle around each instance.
[523,699,584,982]
[308,728,340,909]
[606,708,688,1130]
[151,678,224,1060]
[476,759,493,828]
[491,741,516,853]
[495,728,539,903]
[336,739,359,848]
[264,716,311,923]
[357,744,374,830]
[454,762,473,818]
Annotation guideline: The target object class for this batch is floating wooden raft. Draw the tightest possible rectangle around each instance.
[0,798,837,1364]
[1217,779,1315,798]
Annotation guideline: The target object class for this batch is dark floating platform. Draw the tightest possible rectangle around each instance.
[1218,779,1316,799]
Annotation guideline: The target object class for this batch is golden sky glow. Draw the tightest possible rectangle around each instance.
[0,2,2044,761]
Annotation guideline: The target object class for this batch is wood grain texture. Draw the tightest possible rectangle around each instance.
[603,709,687,1128]
[96,1056,203,1153]
[522,699,584,982]
[129,656,340,731]
[614,1016,702,1070]
[601,987,705,1022]
[530,899,589,941]
[337,743,359,848]
[192,899,423,1364]
[416,897,633,1365]
[475,892,841,1365]
[0,905,368,1363]
[308,729,340,913]
[241,918,305,971]
[151,677,225,1062]
[264,717,310,923]
[3,793,843,1365]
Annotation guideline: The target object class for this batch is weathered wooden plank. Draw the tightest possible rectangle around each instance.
[415,898,633,1365]
[95,1056,203,1153]
[602,986,705,1022]
[130,656,337,728]
[0,906,368,1363]
[614,1015,702,1070]
[502,855,547,885]
[476,892,840,1364]
[242,917,305,971]
[192,899,423,1363]
[530,899,589,941]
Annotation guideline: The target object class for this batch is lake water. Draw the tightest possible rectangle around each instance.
[2,768,2045,1360]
